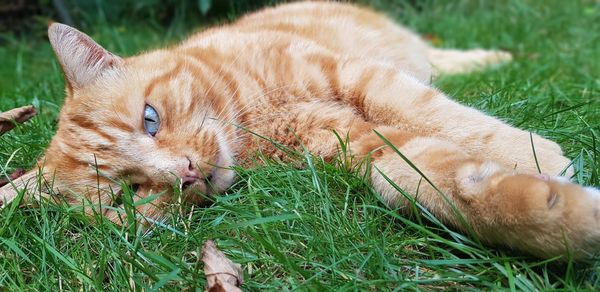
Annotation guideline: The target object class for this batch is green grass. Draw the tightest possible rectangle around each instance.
[1,0,599,290]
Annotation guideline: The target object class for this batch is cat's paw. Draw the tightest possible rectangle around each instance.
[527,132,573,176]
[429,48,513,75]
[495,129,572,176]
[467,49,512,68]
[488,174,600,258]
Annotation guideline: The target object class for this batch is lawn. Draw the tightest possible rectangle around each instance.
[0,0,599,290]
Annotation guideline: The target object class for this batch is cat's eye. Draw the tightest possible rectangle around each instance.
[144,104,160,136]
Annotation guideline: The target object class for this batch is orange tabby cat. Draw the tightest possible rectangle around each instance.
[1,2,598,259]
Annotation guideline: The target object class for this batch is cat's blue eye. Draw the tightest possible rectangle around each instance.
[144,104,160,136]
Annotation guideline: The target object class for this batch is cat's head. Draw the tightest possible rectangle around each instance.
[0,24,238,222]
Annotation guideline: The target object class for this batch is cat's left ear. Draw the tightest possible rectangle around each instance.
[48,23,123,90]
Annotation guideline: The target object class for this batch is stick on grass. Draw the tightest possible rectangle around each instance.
[0,105,36,135]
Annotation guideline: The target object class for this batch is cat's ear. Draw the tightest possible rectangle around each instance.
[48,23,122,90]
[0,169,52,209]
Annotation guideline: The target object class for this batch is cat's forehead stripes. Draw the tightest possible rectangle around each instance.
[143,62,184,98]
[181,48,241,98]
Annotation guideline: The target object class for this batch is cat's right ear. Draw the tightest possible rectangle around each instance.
[48,23,123,91]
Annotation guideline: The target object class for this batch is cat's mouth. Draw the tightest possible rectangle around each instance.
[181,173,212,191]
[111,176,217,207]
[111,166,234,206]
[180,172,214,194]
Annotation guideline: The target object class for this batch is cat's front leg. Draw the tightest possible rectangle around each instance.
[350,128,600,258]
[332,59,571,176]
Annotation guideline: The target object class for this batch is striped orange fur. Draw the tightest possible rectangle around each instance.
[1,2,599,259]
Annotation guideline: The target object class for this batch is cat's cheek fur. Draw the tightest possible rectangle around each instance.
[209,131,237,193]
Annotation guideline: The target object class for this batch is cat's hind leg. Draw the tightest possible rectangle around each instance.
[426,47,512,76]
[351,127,600,258]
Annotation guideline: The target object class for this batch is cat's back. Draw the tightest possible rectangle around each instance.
[180,1,431,81]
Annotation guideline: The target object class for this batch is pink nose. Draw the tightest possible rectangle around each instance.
[181,157,201,189]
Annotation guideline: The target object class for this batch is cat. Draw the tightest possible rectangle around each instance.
[1,1,598,259]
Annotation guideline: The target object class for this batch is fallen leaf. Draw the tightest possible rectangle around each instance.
[202,240,243,292]
[0,105,37,135]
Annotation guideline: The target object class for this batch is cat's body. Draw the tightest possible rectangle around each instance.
[1,2,599,259]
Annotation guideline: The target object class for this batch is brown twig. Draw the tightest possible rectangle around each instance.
[0,168,25,188]
[0,105,37,135]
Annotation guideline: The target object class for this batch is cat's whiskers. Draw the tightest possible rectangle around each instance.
[215,112,290,148]
[212,85,297,146]
[209,84,244,128]
[224,84,294,124]
[200,49,245,107]
[198,102,213,130]
[194,71,242,133]
[229,83,292,119]
[213,80,243,122]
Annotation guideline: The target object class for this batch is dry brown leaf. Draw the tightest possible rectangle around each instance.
[202,240,243,292]
[0,105,37,135]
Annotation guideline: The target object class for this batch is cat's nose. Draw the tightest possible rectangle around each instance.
[180,157,215,190]
[179,157,200,188]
